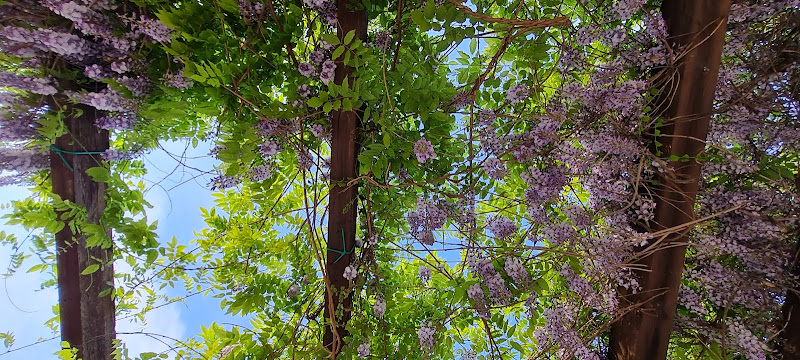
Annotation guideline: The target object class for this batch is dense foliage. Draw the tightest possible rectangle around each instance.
[0,0,798,359]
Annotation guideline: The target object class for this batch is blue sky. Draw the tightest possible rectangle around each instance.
[0,139,249,359]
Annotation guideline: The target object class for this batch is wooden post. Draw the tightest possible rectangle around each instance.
[322,0,367,356]
[50,82,115,358]
[72,104,115,359]
[609,1,731,360]
[50,122,82,358]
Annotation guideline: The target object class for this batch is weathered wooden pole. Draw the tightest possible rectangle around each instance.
[322,0,367,356]
[609,1,731,360]
[50,79,115,359]
[50,115,83,357]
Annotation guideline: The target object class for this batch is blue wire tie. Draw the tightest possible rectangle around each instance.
[327,228,353,263]
[50,145,106,172]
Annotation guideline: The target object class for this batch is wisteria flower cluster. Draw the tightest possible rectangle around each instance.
[406,198,448,245]
[413,137,436,164]
[417,322,436,352]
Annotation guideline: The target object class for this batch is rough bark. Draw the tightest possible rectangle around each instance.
[322,0,367,357]
[51,121,82,357]
[50,82,115,359]
[72,105,115,359]
[609,2,731,360]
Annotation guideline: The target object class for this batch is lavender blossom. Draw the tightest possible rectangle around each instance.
[486,216,517,240]
[343,264,357,280]
[298,62,316,78]
[506,84,528,104]
[94,114,137,130]
[413,137,436,164]
[320,60,335,84]
[0,72,57,95]
[357,342,370,357]
[373,295,386,318]
[417,322,436,352]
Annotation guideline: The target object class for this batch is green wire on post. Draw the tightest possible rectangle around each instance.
[49,145,106,172]
[327,228,353,263]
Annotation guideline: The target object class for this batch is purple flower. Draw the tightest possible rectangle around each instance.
[343,264,357,280]
[451,91,473,109]
[467,284,484,304]
[609,0,646,21]
[239,0,265,23]
[110,61,129,73]
[357,342,370,357]
[298,62,316,78]
[248,164,272,182]
[0,147,49,172]
[486,216,517,240]
[417,322,435,352]
[407,198,448,245]
[131,15,173,43]
[320,60,335,84]
[33,28,89,56]
[94,114,137,130]
[259,140,281,158]
[255,117,282,137]
[101,149,134,162]
[118,76,151,97]
[0,72,57,95]
[483,157,506,180]
[162,68,194,89]
[506,84,528,104]
[84,64,106,80]
[535,305,600,360]
[311,123,330,141]
[373,295,386,318]
[504,257,529,284]
[296,150,313,170]
[727,321,768,360]
[414,137,436,163]
[68,88,132,112]
[287,284,300,298]
[298,84,313,98]
[209,174,240,190]
[309,49,327,64]
[418,266,431,282]
[478,109,496,127]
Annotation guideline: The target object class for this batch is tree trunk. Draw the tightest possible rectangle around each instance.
[322,0,367,357]
[50,86,115,358]
[609,2,731,360]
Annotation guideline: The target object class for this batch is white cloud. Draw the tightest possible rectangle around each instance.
[117,302,186,357]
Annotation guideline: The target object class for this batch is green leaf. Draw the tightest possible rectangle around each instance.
[344,30,356,45]
[322,34,340,46]
[423,0,435,18]
[332,46,345,60]
[307,97,323,108]
[86,167,111,183]
[0,332,15,348]
[410,9,426,26]
[81,264,100,275]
